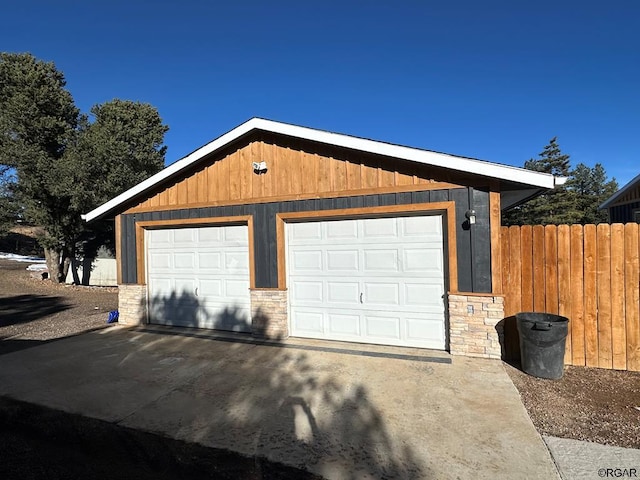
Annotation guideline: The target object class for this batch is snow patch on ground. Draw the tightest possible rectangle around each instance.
[0,252,46,263]
[26,264,48,271]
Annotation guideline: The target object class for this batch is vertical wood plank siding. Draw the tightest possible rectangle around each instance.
[121,188,492,295]
[501,223,640,371]
[125,136,477,213]
[609,201,640,223]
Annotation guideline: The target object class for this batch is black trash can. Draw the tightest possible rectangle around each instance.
[516,312,569,380]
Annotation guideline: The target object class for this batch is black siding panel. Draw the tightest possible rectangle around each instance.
[120,215,128,282]
[411,191,430,203]
[120,187,492,292]
[380,193,397,206]
[450,188,472,292]
[123,214,137,283]
[471,188,492,293]
[430,189,449,203]
[266,203,280,287]
[253,204,271,287]
[610,201,640,223]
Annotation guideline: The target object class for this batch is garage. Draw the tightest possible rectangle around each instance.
[83,118,564,359]
[286,215,446,349]
[146,224,252,332]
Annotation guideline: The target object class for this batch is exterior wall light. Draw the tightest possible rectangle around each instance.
[252,161,268,174]
[465,209,476,225]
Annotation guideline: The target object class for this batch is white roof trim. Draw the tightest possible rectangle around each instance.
[83,117,566,222]
[599,173,640,209]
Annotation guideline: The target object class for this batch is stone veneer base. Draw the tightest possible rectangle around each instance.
[250,289,289,340]
[118,284,147,326]
[448,293,505,359]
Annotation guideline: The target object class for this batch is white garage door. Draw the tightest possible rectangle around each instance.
[287,215,446,349]
[146,225,251,332]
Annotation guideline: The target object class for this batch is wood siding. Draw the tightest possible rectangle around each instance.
[125,135,473,214]
[609,200,640,223]
[501,223,640,372]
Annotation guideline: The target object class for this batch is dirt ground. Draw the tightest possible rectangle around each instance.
[1,256,639,477]
[505,362,640,449]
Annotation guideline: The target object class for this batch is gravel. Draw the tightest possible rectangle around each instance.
[0,259,118,353]
[505,361,640,449]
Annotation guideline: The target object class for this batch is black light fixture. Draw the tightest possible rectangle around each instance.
[465,209,476,225]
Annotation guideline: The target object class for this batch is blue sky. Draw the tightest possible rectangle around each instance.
[2,1,638,186]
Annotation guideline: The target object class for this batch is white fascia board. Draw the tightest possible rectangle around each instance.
[599,173,640,210]
[83,117,565,221]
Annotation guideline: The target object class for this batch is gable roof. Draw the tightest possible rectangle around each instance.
[600,173,640,209]
[82,117,566,222]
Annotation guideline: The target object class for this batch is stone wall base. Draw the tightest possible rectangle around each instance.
[448,293,504,359]
[251,289,288,340]
[118,284,147,326]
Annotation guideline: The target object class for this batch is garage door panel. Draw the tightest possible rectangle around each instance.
[288,215,446,349]
[405,283,444,307]
[198,279,222,297]
[291,250,323,272]
[327,281,360,303]
[224,251,249,271]
[363,249,399,272]
[402,215,442,238]
[291,281,323,302]
[198,252,222,271]
[327,313,360,335]
[404,248,442,273]
[148,277,173,296]
[362,217,397,237]
[174,253,195,270]
[406,317,445,343]
[291,309,323,334]
[364,315,401,339]
[364,283,399,305]
[225,279,250,298]
[146,225,251,332]
[326,219,358,239]
[222,225,247,242]
[198,227,222,242]
[174,229,196,244]
[289,222,322,241]
[148,229,172,246]
[326,250,358,271]
[200,304,251,332]
[149,252,171,270]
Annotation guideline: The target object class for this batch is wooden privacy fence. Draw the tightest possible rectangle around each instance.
[500,223,640,372]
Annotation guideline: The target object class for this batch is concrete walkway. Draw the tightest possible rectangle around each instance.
[545,436,640,480]
[0,325,559,479]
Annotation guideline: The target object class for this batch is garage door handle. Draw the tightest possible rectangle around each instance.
[360,292,363,304]
[195,287,198,297]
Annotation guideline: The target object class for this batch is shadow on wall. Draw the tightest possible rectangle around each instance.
[146,291,254,334]
[0,294,71,328]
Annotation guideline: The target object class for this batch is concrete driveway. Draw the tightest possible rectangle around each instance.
[0,325,558,479]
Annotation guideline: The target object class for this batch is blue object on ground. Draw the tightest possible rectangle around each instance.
[107,310,119,324]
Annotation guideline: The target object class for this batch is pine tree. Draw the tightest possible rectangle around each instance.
[0,53,168,281]
[503,138,580,225]
[567,163,618,224]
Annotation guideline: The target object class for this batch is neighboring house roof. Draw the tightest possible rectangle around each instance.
[600,173,640,209]
[82,117,567,222]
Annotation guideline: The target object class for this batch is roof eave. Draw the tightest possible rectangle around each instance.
[83,118,565,222]
[599,173,640,210]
